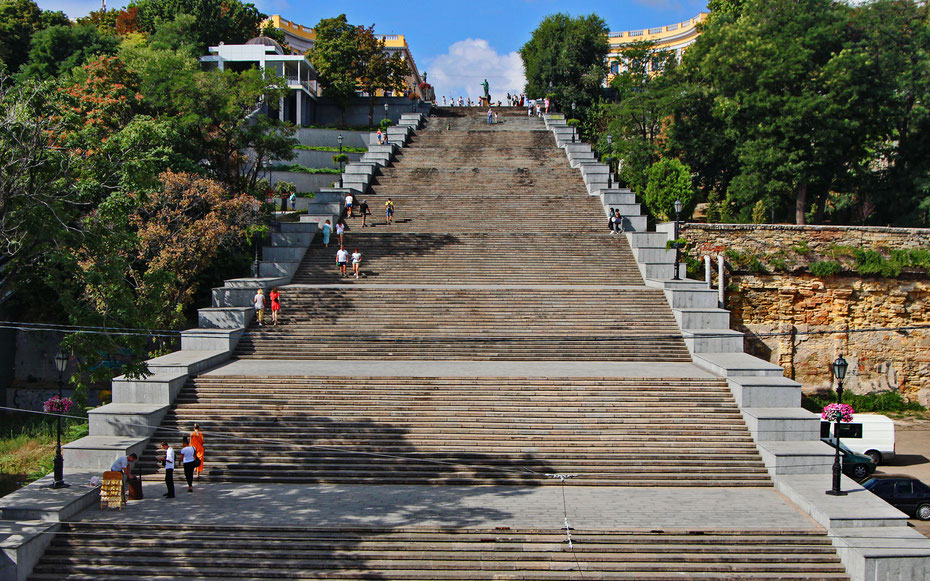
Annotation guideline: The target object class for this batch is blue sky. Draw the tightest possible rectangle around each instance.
[38,0,709,99]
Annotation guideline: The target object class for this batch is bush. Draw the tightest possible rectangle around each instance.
[802,390,925,414]
[643,158,694,221]
[808,260,842,277]
[379,119,393,130]
[751,200,767,224]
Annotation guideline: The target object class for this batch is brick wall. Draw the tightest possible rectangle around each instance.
[680,224,930,405]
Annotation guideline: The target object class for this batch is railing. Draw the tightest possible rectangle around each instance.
[629,30,644,37]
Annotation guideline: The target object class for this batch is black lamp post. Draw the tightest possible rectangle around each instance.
[51,350,70,489]
[826,354,849,496]
[672,198,683,281]
[572,101,575,143]
[337,133,343,154]
[383,102,389,123]
[606,134,613,188]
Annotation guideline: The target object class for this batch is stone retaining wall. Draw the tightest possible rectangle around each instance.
[680,224,930,404]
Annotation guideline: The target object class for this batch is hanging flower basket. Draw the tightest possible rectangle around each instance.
[43,395,75,415]
[822,403,854,423]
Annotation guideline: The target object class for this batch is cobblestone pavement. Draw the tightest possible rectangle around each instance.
[81,483,821,532]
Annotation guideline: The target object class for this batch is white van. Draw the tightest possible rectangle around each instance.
[820,413,896,465]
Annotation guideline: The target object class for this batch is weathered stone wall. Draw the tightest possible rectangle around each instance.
[680,224,930,405]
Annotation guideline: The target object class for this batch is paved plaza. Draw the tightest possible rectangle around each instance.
[80,483,821,532]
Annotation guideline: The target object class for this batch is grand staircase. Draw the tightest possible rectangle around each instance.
[136,376,770,486]
[29,107,850,580]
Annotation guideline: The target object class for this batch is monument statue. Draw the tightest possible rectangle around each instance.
[482,79,490,99]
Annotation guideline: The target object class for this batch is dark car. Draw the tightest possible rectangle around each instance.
[862,475,930,520]
[827,441,876,480]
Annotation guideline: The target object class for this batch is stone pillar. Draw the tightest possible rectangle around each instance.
[295,92,302,127]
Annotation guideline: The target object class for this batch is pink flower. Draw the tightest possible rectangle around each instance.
[43,395,74,415]
[822,403,854,423]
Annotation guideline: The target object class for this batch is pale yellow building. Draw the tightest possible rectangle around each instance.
[266,15,426,99]
[607,13,708,77]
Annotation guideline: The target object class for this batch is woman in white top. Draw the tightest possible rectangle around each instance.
[351,248,362,279]
[179,436,197,493]
[253,289,265,326]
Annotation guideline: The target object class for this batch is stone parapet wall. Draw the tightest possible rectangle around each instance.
[679,224,930,405]
[682,223,930,256]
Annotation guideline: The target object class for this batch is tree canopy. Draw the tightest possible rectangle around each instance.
[130,0,265,54]
[520,13,608,114]
[309,15,410,125]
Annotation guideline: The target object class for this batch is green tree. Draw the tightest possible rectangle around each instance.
[520,13,608,118]
[676,0,870,224]
[600,41,679,195]
[357,25,410,126]
[181,68,296,193]
[130,0,265,54]
[644,158,694,221]
[0,75,73,298]
[0,0,43,73]
[76,9,121,35]
[843,0,930,225]
[309,14,362,125]
[21,24,119,79]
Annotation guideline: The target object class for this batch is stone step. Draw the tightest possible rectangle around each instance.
[30,524,849,580]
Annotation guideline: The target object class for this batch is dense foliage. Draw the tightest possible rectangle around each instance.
[520,13,608,117]
[309,14,409,125]
[0,0,294,398]
[530,0,930,227]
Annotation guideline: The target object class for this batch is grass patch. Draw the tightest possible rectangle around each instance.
[802,390,926,415]
[294,145,367,153]
[0,414,89,497]
[270,165,341,175]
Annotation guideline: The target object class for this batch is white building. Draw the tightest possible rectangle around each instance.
[200,36,319,126]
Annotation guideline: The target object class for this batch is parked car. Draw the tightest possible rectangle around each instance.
[861,475,930,520]
[826,441,876,480]
[820,413,895,464]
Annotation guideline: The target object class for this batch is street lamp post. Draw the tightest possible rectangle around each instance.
[51,350,70,489]
[383,102,389,123]
[572,101,575,143]
[606,134,613,188]
[672,198,683,281]
[337,134,343,154]
[826,354,849,496]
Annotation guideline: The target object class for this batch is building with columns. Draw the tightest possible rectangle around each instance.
[265,15,426,100]
[607,13,708,77]
[200,36,319,126]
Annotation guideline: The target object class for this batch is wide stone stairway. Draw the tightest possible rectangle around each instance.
[29,108,849,579]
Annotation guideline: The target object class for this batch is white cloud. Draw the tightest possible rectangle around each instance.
[424,38,525,103]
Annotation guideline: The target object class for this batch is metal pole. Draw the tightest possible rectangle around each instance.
[51,355,69,489]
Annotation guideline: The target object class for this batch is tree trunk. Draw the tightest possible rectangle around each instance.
[368,94,375,127]
[813,189,827,224]
[795,181,808,225]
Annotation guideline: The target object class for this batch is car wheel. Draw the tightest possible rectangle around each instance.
[917,504,930,521]
[866,450,883,465]
[851,464,870,479]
